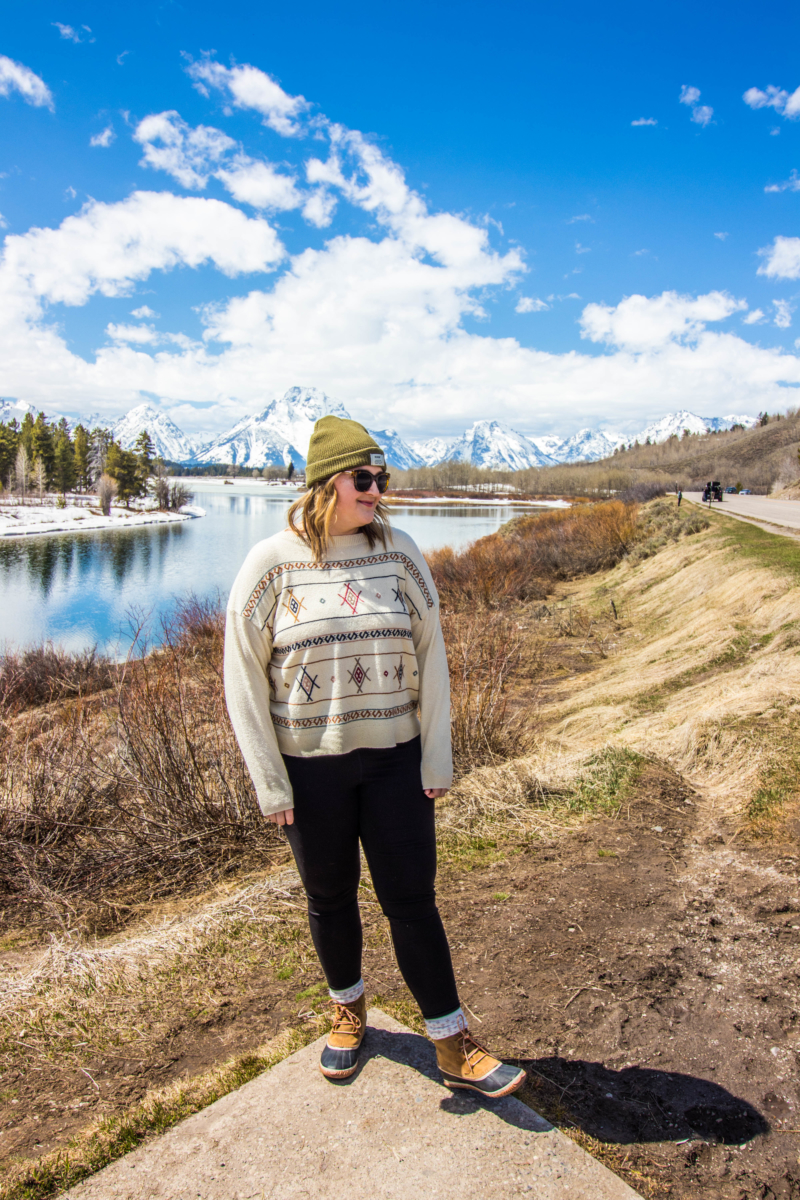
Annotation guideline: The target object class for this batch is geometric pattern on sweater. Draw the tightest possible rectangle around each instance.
[271,626,413,657]
[242,551,435,621]
[272,698,418,730]
[270,645,414,710]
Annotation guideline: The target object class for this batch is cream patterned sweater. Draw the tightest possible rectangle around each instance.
[224,526,452,815]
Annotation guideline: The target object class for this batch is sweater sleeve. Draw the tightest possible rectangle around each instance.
[404,540,453,790]
[224,607,294,817]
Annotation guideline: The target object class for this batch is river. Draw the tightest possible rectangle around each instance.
[0,483,553,655]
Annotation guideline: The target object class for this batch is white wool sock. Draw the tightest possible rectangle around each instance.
[425,1007,466,1040]
[329,979,364,1004]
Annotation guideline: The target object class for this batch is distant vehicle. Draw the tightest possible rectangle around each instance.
[702,480,723,503]
[724,486,737,494]
[740,488,753,495]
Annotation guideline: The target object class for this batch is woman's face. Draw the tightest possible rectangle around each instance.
[331,467,384,534]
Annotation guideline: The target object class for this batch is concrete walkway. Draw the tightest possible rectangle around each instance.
[64,1009,641,1200]
[685,491,800,534]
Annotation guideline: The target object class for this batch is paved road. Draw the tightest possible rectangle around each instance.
[684,492,800,532]
[64,1009,640,1200]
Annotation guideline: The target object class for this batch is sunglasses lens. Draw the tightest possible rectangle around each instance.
[353,470,390,494]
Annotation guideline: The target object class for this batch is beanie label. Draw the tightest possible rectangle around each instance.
[370,453,386,466]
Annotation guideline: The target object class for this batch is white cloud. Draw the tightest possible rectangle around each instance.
[743,84,800,120]
[52,22,81,42]
[758,237,800,280]
[0,55,54,111]
[714,231,729,240]
[743,309,765,324]
[134,111,235,189]
[106,322,158,343]
[186,58,309,137]
[679,85,713,127]
[516,296,549,313]
[575,242,591,254]
[691,105,714,127]
[774,299,794,329]
[633,248,649,256]
[1,60,798,439]
[117,51,129,66]
[580,290,746,352]
[90,125,115,148]
[302,190,337,228]
[631,118,657,126]
[568,214,593,223]
[215,156,302,211]
[765,170,800,194]
[0,190,284,308]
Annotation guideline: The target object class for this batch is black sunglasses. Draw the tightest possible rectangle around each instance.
[345,468,391,494]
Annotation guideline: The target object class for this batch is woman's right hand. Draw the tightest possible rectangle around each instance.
[267,808,295,826]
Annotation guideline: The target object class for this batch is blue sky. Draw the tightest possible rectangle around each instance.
[0,0,799,442]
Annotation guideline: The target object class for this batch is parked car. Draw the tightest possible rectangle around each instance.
[740,488,753,495]
[724,487,737,494]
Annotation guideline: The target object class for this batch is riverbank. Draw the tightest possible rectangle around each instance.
[2,500,799,1199]
[0,500,206,539]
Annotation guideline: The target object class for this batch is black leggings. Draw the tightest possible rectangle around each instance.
[283,736,460,1021]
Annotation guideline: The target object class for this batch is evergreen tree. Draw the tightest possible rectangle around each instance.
[134,429,155,493]
[19,412,35,459]
[73,424,91,491]
[53,426,76,494]
[0,420,19,487]
[31,412,56,487]
[105,441,141,507]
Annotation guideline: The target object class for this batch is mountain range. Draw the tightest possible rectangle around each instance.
[0,392,760,472]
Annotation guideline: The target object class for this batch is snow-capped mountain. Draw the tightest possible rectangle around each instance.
[628,410,758,446]
[410,436,457,467]
[530,435,564,459]
[369,428,424,470]
[113,403,198,462]
[194,387,350,469]
[193,387,421,470]
[443,421,557,472]
[549,429,625,463]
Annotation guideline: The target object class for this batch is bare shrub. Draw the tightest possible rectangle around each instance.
[96,473,117,516]
[0,643,114,714]
[0,606,280,933]
[442,611,537,777]
[428,500,640,611]
[169,481,193,510]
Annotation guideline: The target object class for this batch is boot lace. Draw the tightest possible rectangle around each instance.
[332,1001,362,1036]
[456,1015,494,1076]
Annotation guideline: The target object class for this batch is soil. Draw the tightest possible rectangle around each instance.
[3,758,798,1198]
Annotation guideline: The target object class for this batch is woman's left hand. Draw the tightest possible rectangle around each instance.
[424,788,449,798]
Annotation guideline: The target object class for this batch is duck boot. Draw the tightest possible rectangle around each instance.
[435,1025,526,1098]
[319,994,367,1080]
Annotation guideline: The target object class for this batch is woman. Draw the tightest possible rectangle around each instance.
[224,415,525,1097]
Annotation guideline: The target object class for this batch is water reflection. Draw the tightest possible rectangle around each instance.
[0,488,548,654]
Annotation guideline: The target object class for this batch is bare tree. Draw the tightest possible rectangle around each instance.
[96,473,118,516]
[14,444,30,503]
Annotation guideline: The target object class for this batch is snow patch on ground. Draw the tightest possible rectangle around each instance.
[0,502,205,539]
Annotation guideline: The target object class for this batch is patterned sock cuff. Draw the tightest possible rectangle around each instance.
[425,1007,465,1040]
[329,979,365,1004]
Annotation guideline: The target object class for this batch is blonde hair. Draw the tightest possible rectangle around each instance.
[287,473,392,561]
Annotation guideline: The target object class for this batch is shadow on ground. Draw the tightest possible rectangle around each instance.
[523,1056,769,1145]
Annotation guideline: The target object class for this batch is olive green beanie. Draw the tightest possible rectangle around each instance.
[305,416,386,486]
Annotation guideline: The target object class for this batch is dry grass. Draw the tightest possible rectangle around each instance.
[427,499,640,611]
[0,601,281,935]
[528,502,800,827]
